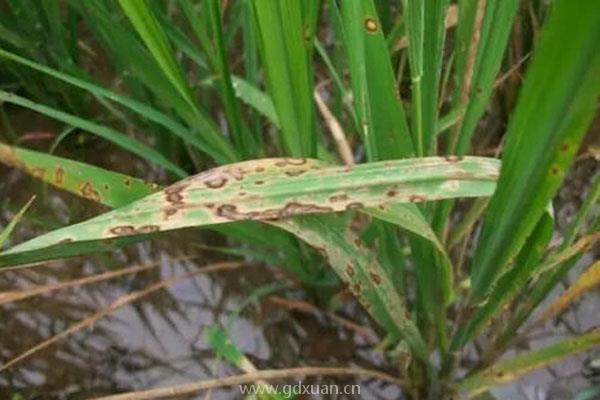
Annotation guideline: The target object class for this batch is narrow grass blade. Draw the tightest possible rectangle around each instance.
[76,0,236,163]
[208,0,253,157]
[0,90,186,177]
[0,196,35,249]
[406,0,450,155]
[484,231,600,360]
[178,0,253,157]
[459,329,600,396]
[340,0,414,160]
[452,211,553,348]
[450,0,520,154]
[0,48,229,163]
[0,156,500,267]
[468,0,600,303]
[252,0,316,157]
[117,0,195,109]
[231,76,280,128]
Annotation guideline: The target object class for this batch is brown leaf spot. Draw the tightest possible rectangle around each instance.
[29,167,46,178]
[274,158,307,167]
[54,166,65,186]
[346,202,364,210]
[444,155,463,162]
[110,225,136,236]
[80,182,100,201]
[278,202,334,218]
[560,143,570,153]
[123,177,131,187]
[255,166,265,173]
[346,264,355,277]
[137,225,160,234]
[409,195,426,203]
[163,207,178,219]
[285,169,306,177]
[353,282,362,294]
[550,166,560,176]
[204,177,228,189]
[387,189,398,197]
[216,204,259,220]
[254,180,265,185]
[329,194,349,203]
[165,184,188,205]
[364,17,378,33]
[57,238,73,244]
[369,272,382,285]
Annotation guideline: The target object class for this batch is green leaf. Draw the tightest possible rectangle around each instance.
[205,327,245,367]
[0,90,186,178]
[452,210,554,348]
[450,0,520,154]
[468,0,600,303]
[459,329,600,396]
[231,76,280,128]
[117,0,195,109]
[252,0,316,157]
[406,0,450,155]
[0,48,229,164]
[340,0,414,160]
[0,196,36,249]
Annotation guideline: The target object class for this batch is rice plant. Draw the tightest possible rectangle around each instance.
[0,0,599,398]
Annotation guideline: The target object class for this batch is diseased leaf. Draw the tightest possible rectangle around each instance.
[535,259,600,326]
[274,215,429,361]
[0,156,500,267]
[0,143,158,207]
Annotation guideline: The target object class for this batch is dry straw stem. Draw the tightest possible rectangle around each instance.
[266,295,377,343]
[0,256,196,305]
[0,261,244,372]
[313,88,354,166]
[92,366,404,400]
[534,259,600,326]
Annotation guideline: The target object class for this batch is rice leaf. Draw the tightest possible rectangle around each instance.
[0,156,500,267]
[117,0,195,109]
[405,0,450,155]
[340,0,414,160]
[0,90,187,177]
[0,48,230,164]
[450,0,520,154]
[0,143,157,207]
[459,329,600,395]
[252,0,316,157]
[468,0,600,303]
[275,214,429,360]
[0,196,35,249]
